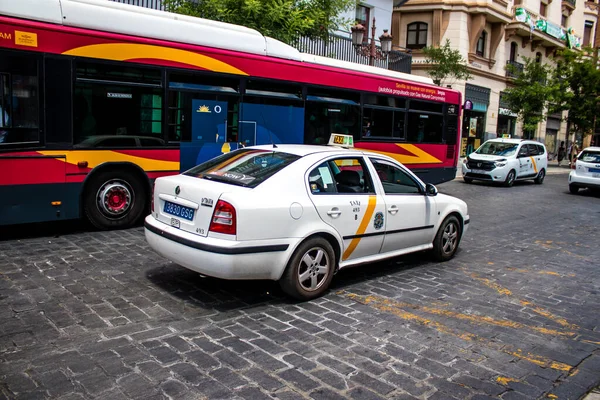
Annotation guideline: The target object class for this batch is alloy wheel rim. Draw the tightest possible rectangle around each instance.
[97,180,133,219]
[297,247,330,292]
[442,222,459,255]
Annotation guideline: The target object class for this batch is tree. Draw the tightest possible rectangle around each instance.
[162,0,356,46]
[502,56,554,137]
[421,39,472,86]
[549,48,600,141]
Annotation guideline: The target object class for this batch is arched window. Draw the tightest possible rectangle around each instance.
[510,42,518,62]
[406,22,428,49]
[476,31,487,57]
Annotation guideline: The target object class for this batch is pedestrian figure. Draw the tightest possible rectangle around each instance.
[557,141,566,166]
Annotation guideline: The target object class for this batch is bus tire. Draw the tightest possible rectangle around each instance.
[84,170,147,230]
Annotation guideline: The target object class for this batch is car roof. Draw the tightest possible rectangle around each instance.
[486,138,541,145]
[583,146,600,152]
[250,144,362,157]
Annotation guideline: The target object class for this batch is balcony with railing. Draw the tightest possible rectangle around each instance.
[295,32,413,74]
[506,60,524,78]
[562,0,576,10]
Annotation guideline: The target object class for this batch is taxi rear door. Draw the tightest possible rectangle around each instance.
[307,156,386,263]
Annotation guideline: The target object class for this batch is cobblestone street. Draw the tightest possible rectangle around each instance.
[1,168,599,400]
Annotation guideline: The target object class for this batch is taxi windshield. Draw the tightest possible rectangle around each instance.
[184,149,300,188]
[476,142,518,156]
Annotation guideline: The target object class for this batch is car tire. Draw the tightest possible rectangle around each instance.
[504,170,516,187]
[432,215,461,262]
[279,237,335,301]
[84,170,147,230]
[569,184,579,194]
[463,177,473,184]
[534,169,545,184]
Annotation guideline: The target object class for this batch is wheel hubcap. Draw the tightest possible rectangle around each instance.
[297,247,330,292]
[508,172,515,184]
[97,180,133,219]
[442,222,459,255]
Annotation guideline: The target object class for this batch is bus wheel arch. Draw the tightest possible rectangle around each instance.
[81,163,151,230]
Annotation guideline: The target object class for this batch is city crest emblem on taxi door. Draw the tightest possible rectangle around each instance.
[374,212,384,230]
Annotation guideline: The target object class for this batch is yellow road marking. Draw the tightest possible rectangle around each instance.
[342,196,377,261]
[506,267,575,278]
[581,340,600,345]
[496,377,520,385]
[343,292,574,372]
[465,270,579,330]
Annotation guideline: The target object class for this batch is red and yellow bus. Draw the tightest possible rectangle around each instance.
[0,0,462,230]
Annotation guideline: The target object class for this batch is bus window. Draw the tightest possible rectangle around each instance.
[305,100,360,145]
[73,61,163,144]
[0,51,40,145]
[407,112,443,143]
[362,107,394,138]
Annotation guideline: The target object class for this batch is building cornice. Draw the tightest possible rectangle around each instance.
[394,0,512,24]
[411,62,510,84]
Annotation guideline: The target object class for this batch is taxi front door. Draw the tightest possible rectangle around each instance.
[308,157,386,263]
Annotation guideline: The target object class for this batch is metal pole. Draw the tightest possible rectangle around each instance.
[370,17,376,66]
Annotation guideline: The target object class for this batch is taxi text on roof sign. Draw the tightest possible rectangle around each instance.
[328,133,354,148]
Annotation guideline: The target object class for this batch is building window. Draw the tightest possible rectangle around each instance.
[536,52,542,63]
[406,22,428,49]
[476,31,487,57]
[510,42,518,62]
[540,3,547,18]
[584,21,594,46]
[355,5,370,43]
[561,14,568,28]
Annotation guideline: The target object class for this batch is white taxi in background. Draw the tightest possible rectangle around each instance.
[462,139,547,186]
[569,146,600,194]
[145,135,469,300]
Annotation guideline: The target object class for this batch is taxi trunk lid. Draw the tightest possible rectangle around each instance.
[153,174,246,237]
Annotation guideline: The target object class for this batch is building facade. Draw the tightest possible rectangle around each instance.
[392,0,598,156]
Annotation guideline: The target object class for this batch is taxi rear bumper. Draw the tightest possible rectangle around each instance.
[144,216,297,280]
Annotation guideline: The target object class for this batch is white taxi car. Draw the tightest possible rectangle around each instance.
[462,139,547,186]
[569,146,600,194]
[145,135,470,300]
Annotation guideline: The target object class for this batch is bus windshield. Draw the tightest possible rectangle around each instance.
[476,142,518,157]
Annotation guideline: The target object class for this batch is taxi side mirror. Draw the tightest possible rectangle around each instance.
[425,183,438,196]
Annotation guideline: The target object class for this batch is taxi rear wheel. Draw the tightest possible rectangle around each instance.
[280,237,335,301]
[432,215,461,262]
[534,169,545,184]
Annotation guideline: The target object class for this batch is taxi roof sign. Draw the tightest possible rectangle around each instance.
[328,133,354,148]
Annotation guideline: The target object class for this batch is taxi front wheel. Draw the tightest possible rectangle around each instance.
[432,216,461,262]
[280,237,335,301]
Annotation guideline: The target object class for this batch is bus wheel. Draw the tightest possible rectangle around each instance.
[84,170,146,230]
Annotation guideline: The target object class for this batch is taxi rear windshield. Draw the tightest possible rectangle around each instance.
[184,149,301,188]
[578,151,600,163]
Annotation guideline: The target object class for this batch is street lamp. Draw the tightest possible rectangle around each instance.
[351,17,393,66]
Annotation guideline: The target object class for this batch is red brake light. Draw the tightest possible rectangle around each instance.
[209,200,236,235]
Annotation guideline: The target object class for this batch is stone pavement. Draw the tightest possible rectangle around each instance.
[1,170,599,400]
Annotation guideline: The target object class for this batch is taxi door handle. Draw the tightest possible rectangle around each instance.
[327,208,341,218]
[388,205,399,215]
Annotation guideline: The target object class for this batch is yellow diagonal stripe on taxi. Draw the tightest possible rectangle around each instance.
[342,195,377,261]
[529,156,538,173]
[39,150,179,171]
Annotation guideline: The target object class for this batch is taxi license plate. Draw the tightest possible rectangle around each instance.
[163,201,195,221]
[470,169,486,174]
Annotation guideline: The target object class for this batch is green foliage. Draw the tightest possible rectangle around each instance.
[421,39,472,86]
[549,48,600,137]
[503,57,554,133]
[162,0,356,45]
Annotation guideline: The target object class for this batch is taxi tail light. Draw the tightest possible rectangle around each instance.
[571,161,577,170]
[209,200,236,235]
